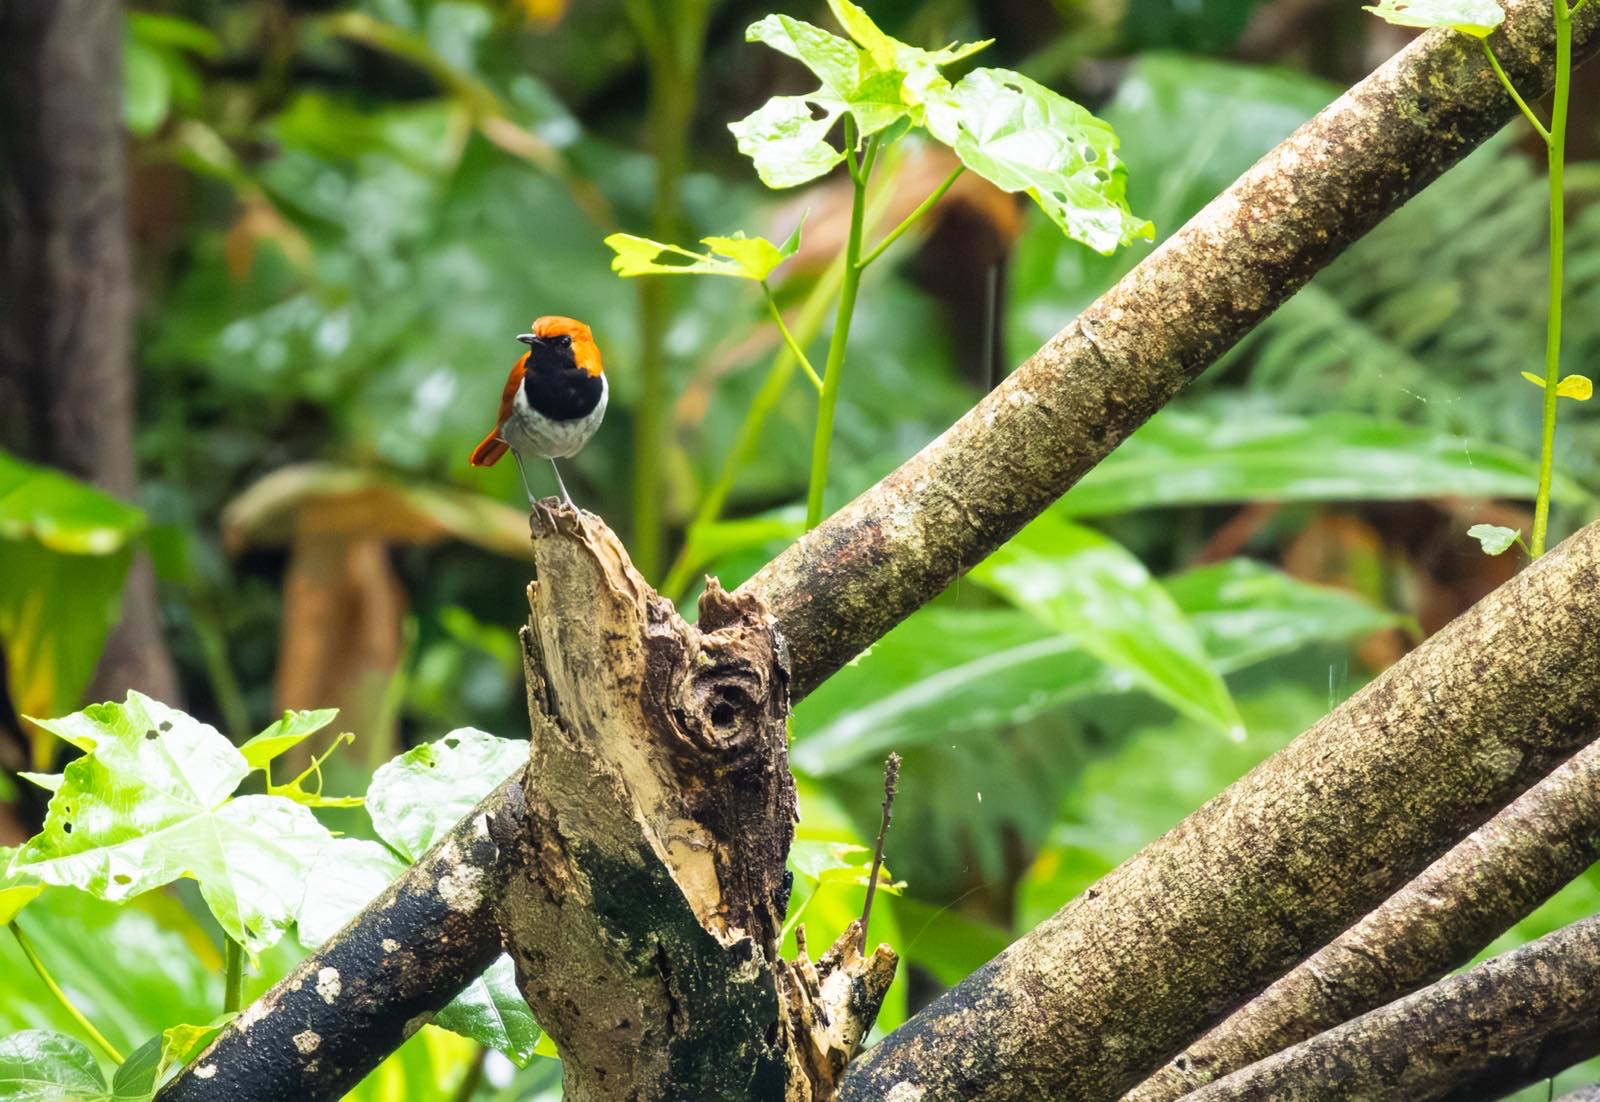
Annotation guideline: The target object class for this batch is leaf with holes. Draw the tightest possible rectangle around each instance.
[728,95,848,189]
[296,733,541,1066]
[1364,0,1503,36]
[366,728,527,862]
[8,692,333,957]
[925,68,1151,255]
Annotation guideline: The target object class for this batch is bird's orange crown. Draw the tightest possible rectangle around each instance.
[532,315,603,377]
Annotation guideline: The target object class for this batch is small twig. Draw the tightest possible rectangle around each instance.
[860,752,901,950]
[10,919,124,1063]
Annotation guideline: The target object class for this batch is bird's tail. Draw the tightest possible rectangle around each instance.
[470,431,508,467]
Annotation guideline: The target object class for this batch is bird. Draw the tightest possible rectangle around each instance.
[470,315,608,508]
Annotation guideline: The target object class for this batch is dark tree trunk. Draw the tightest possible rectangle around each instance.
[0,0,180,713]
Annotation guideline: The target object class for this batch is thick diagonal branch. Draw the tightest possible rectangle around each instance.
[746,0,1600,699]
[836,520,1600,1102]
[1127,736,1600,1101]
[1181,917,1600,1101]
[159,0,1600,1092]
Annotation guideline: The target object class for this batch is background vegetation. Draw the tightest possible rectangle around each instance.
[1,0,1597,1097]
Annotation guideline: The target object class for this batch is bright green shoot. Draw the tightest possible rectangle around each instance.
[607,0,1149,533]
[1368,0,1590,557]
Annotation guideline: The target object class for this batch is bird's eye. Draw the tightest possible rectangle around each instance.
[558,335,572,347]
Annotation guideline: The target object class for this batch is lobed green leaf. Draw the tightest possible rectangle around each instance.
[926,68,1152,255]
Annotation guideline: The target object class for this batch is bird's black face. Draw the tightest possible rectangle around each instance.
[517,333,602,422]
[518,332,577,377]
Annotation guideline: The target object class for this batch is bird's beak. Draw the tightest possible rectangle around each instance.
[517,333,538,346]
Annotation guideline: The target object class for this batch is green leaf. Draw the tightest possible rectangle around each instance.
[297,734,541,1066]
[366,729,527,862]
[159,1021,227,1075]
[1468,523,1521,556]
[240,709,341,770]
[0,847,44,924]
[728,95,847,188]
[971,514,1243,738]
[110,1035,163,1100]
[792,608,1110,776]
[17,773,62,793]
[123,38,171,138]
[10,693,332,957]
[605,228,798,282]
[1166,559,1400,672]
[786,840,898,892]
[127,13,221,57]
[1521,370,1593,400]
[1057,406,1584,516]
[0,1030,108,1101]
[433,955,540,1068]
[1364,0,1504,36]
[925,68,1152,255]
[0,890,221,1056]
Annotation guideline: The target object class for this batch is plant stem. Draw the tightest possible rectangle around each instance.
[762,282,823,391]
[10,919,124,1064]
[627,0,710,580]
[1531,0,1572,557]
[806,125,873,528]
[858,165,964,269]
[224,935,244,1014]
[1481,42,1551,142]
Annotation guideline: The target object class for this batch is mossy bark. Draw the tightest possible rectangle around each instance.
[837,521,1600,1102]
[1128,737,1600,1101]
[1182,917,1600,1101]
[492,503,894,1101]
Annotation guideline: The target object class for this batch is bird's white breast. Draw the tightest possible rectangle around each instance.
[503,373,608,459]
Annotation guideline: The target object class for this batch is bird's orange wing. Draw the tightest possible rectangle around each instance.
[469,352,529,467]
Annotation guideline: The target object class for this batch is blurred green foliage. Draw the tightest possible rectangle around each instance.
[2,0,1597,1096]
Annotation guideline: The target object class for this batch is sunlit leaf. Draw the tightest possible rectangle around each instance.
[366,728,527,863]
[239,709,340,770]
[10,693,332,957]
[159,1021,227,1075]
[605,227,799,282]
[1468,523,1521,556]
[297,733,540,1065]
[1520,370,1593,399]
[0,1030,108,1101]
[971,514,1242,738]
[0,848,44,924]
[925,68,1152,255]
[1364,0,1504,36]
[1057,407,1584,516]
[728,95,847,188]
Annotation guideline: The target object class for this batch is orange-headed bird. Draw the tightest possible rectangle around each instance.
[470,316,606,507]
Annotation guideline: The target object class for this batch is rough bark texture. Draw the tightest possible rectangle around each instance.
[1181,917,1600,1101]
[161,779,519,1101]
[493,503,893,1101]
[836,520,1600,1102]
[152,2,1600,1092]
[1128,737,1600,1101]
[0,0,179,708]
[743,0,1600,699]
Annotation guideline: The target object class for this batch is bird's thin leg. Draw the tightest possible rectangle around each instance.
[550,460,575,509]
[509,448,537,507]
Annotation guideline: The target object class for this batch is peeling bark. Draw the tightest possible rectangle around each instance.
[156,0,1600,1093]
[745,0,1600,699]
[493,504,893,1101]
[836,521,1600,1102]
[1128,737,1600,1101]
[1182,917,1600,1101]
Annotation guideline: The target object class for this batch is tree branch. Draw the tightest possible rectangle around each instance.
[744,0,1600,699]
[1181,917,1600,1101]
[836,520,1600,1102]
[160,0,1600,1091]
[1128,735,1600,1101]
